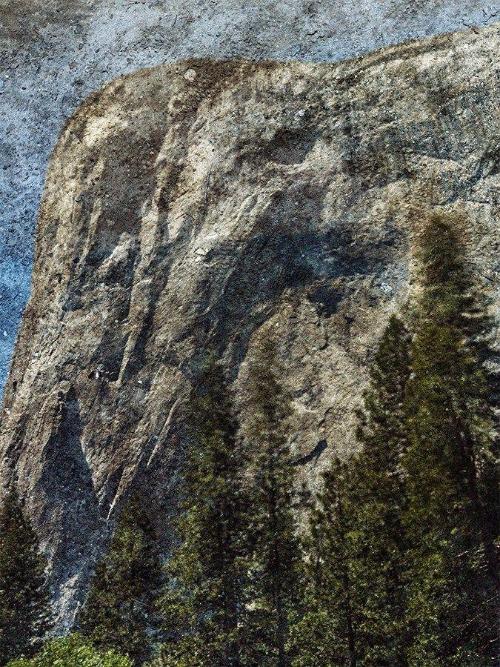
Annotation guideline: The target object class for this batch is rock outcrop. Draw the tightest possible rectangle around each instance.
[1,24,499,627]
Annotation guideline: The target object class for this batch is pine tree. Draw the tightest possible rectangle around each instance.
[0,487,52,665]
[77,492,162,666]
[348,315,410,665]
[290,458,358,667]
[293,317,411,666]
[242,335,302,667]
[403,212,498,665]
[157,354,247,666]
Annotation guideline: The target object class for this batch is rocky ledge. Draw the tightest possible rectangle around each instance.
[0,24,498,627]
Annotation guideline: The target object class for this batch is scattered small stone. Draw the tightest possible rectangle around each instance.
[184,68,197,83]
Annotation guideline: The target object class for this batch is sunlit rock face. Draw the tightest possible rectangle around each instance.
[1,24,498,627]
[1,1,497,386]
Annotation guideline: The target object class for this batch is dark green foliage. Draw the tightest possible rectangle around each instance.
[77,493,162,666]
[293,316,411,666]
[243,336,303,667]
[157,355,247,666]
[158,341,303,667]
[295,211,498,665]
[402,213,498,665]
[348,315,410,665]
[7,634,132,667]
[290,458,357,667]
[0,487,52,665]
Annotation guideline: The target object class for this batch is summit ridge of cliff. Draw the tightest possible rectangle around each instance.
[1,24,499,626]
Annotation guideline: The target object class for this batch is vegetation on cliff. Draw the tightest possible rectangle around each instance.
[291,315,411,666]
[156,356,247,666]
[292,212,498,666]
[156,341,302,666]
[240,337,302,666]
[402,213,498,664]
[2,211,498,666]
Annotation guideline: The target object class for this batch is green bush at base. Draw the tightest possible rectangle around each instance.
[7,633,132,667]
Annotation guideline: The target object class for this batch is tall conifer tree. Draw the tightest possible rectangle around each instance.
[242,336,302,667]
[158,355,247,666]
[0,487,52,665]
[293,316,411,666]
[403,212,498,665]
[78,492,162,665]
[348,315,410,665]
[290,458,358,667]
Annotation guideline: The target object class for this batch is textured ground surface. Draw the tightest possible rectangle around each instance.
[0,24,498,627]
[1,1,499,387]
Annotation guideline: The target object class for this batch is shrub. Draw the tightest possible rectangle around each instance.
[7,633,132,667]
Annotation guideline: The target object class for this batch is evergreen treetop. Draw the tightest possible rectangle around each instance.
[242,335,303,667]
[403,211,498,665]
[157,353,247,666]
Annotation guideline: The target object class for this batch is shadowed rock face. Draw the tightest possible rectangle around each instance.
[1,25,499,627]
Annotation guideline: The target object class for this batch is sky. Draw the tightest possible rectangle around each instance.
[0,0,498,389]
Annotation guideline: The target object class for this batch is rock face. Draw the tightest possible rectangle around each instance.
[2,1,498,388]
[1,25,499,628]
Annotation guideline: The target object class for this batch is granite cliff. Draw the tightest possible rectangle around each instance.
[1,24,499,627]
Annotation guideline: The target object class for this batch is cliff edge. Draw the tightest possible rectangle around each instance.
[1,24,499,626]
